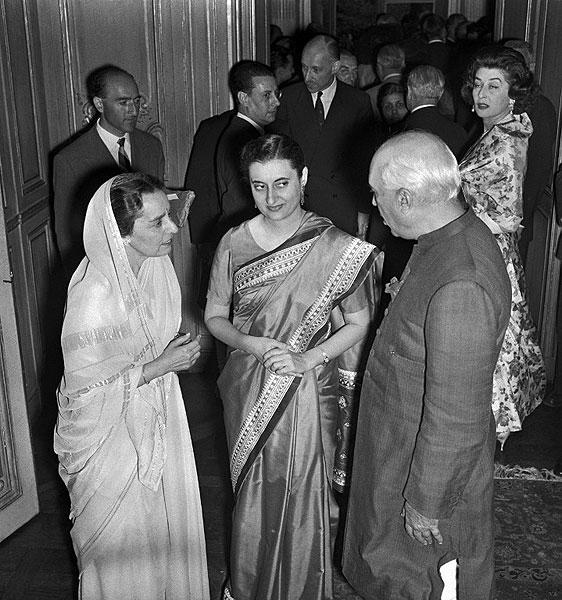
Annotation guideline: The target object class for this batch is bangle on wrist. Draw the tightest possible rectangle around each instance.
[319,348,330,366]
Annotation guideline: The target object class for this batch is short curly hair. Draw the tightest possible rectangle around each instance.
[462,45,536,113]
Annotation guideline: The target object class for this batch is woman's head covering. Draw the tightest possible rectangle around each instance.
[57,177,181,503]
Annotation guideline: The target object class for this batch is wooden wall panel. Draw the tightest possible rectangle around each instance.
[7,209,57,421]
[2,1,41,191]
[495,0,532,41]
[270,0,302,36]
[0,340,22,510]
[0,0,53,424]
[1,0,49,218]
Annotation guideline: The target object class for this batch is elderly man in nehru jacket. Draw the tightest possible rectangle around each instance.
[344,131,511,600]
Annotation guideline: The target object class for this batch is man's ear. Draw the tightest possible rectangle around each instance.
[237,91,247,109]
[398,188,413,212]
[93,96,104,114]
[331,60,341,76]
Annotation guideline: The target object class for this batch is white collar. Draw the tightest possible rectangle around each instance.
[411,104,436,113]
[96,119,129,143]
[311,76,337,103]
[236,112,264,134]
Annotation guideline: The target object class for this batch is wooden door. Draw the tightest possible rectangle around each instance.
[0,181,39,542]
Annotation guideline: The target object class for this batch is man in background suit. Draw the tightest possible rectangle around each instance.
[366,44,405,121]
[375,64,469,301]
[186,61,279,307]
[53,65,164,275]
[214,61,280,239]
[271,34,378,238]
[404,65,468,158]
[421,14,452,75]
[343,132,511,600]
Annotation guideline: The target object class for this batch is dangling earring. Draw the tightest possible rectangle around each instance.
[509,98,515,112]
[300,189,305,206]
[122,237,129,246]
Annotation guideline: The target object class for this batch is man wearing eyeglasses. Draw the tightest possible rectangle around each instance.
[53,65,164,276]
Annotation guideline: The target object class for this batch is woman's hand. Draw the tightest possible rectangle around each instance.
[148,333,201,380]
[244,336,285,365]
[262,344,313,376]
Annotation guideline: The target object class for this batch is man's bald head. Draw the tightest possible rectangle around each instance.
[369,132,463,239]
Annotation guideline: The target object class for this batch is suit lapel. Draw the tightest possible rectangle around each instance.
[86,126,117,167]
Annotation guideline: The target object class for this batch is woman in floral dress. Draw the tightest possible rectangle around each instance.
[459,46,546,447]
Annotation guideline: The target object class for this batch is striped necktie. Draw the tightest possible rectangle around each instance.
[117,137,131,171]
[315,90,324,128]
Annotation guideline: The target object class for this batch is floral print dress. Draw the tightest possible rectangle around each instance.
[459,112,546,446]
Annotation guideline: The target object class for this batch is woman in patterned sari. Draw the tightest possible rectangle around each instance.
[205,134,382,600]
[459,47,546,448]
[55,173,210,599]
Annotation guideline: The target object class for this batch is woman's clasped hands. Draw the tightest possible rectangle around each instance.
[157,332,202,374]
[255,338,311,377]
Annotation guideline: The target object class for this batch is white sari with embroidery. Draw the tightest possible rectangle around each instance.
[54,178,209,600]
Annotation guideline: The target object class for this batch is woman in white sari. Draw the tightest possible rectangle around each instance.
[54,173,210,600]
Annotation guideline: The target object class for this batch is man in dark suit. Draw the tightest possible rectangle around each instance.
[374,64,470,302]
[271,34,379,238]
[343,132,511,600]
[54,65,164,274]
[185,110,234,247]
[214,61,280,239]
[421,14,452,75]
[404,65,468,159]
[186,61,279,307]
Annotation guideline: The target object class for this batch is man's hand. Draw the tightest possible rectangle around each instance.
[403,501,443,546]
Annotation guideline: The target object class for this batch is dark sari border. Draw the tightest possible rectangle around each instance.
[233,317,332,496]
[234,375,302,497]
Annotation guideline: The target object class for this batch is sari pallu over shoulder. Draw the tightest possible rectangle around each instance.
[219,214,379,494]
[55,179,181,517]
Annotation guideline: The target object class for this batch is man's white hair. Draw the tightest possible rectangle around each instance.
[375,131,460,205]
[407,65,445,103]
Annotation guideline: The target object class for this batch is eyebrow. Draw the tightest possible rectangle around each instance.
[251,177,289,183]
[149,211,167,222]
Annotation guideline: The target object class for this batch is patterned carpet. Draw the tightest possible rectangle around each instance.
[1,377,559,599]
[494,478,562,599]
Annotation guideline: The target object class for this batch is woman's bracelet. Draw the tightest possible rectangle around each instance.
[318,348,330,366]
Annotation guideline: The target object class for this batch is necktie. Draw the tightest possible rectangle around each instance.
[315,90,324,128]
[117,137,131,171]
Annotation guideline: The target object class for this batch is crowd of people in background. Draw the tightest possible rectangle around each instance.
[51,7,560,600]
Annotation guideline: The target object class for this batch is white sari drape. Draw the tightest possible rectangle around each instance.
[54,177,209,600]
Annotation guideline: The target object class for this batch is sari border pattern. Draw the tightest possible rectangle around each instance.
[229,236,374,490]
[233,238,314,294]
